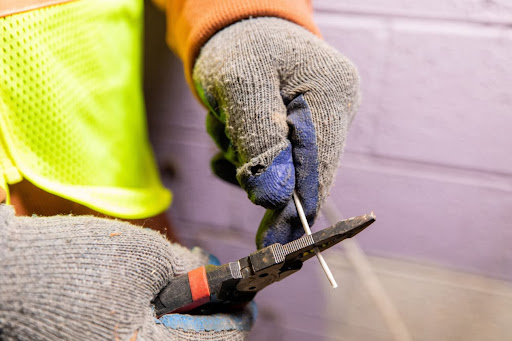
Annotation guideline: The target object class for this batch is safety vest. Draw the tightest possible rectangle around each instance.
[0,0,171,219]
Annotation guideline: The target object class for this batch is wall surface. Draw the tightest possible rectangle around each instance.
[312,0,512,281]
[143,1,512,340]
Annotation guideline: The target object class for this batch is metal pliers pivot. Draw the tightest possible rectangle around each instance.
[153,213,376,316]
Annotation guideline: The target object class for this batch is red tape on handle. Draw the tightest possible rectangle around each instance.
[173,266,211,313]
[189,266,210,303]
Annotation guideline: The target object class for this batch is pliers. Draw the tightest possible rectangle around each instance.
[153,212,376,316]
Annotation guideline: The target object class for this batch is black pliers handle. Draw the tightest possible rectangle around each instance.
[153,213,376,316]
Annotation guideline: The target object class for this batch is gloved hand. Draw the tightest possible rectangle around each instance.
[0,205,254,340]
[193,17,360,248]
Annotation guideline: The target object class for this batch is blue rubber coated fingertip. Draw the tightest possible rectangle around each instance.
[208,253,221,266]
[240,144,295,209]
[156,302,257,332]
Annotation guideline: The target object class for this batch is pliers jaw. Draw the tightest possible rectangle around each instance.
[154,212,375,316]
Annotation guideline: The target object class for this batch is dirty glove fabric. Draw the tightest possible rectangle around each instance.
[0,205,253,340]
[193,17,360,248]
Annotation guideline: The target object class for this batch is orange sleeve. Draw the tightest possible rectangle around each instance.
[160,0,321,89]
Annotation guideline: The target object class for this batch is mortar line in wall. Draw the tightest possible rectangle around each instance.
[327,252,512,298]
[341,151,512,192]
[313,6,512,28]
[345,150,512,177]
[293,320,385,340]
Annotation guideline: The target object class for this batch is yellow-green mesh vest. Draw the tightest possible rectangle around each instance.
[0,0,171,218]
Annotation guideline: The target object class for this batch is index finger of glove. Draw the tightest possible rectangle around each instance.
[254,96,320,248]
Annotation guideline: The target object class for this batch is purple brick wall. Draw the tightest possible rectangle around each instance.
[312,1,512,281]
[143,1,512,340]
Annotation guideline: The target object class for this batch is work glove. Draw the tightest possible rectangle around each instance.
[0,205,254,340]
[193,17,360,248]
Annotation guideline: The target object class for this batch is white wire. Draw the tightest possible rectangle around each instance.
[292,191,338,288]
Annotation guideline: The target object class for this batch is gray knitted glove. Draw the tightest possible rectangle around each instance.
[193,17,360,248]
[0,205,253,340]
